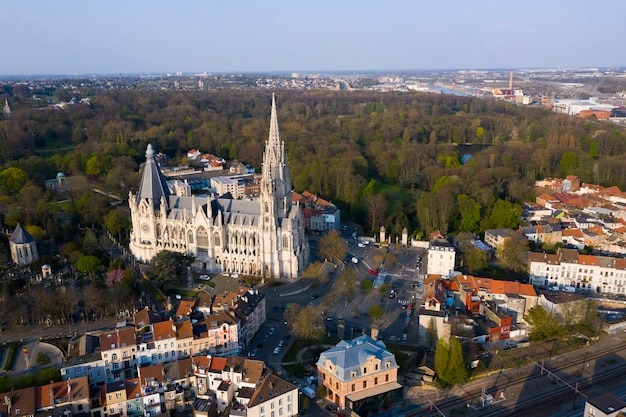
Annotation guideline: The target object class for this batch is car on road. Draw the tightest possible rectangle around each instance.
[269,326,276,335]
[351,257,359,264]
[199,274,210,281]
[250,348,258,357]
[503,340,518,350]
[278,340,285,347]
[273,346,282,354]
[311,294,319,300]
[402,333,408,341]
[368,269,378,275]
[262,334,269,343]
[358,243,366,248]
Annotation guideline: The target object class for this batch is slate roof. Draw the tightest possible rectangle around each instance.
[10,223,35,244]
[136,144,170,208]
[316,335,398,382]
[247,374,297,408]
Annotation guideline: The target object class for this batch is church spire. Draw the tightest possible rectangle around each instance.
[136,144,170,209]
[261,94,292,220]
[268,93,280,149]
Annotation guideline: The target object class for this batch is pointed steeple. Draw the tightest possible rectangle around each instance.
[268,93,280,150]
[261,94,292,206]
[136,144,170,209]
[10,223,34,244]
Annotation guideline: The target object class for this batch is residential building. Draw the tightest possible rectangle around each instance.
[584,392,626,417]
[99,328,138,382]
[128,95,309,278]
[484,228,527,250]
[245,374,299,417]
[293,191,341,233]
[427,239,456,277]
[453,275,537,323]
[210,174,258,199]
[537,291,589,326]
[61,352,107,387]
[316,335,403,414]
[528,247,626,295]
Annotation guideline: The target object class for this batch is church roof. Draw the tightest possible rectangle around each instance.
[136,143,170,208]
[11,223,35,244]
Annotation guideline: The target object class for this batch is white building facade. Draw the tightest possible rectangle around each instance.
[128,95,309,278]
[528,248,626,295]
[427,240,456,277]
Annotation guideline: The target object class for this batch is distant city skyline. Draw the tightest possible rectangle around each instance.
[2,0,625,76]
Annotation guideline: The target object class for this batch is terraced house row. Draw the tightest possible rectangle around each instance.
[61,287,265,386]
[1,355,299,417]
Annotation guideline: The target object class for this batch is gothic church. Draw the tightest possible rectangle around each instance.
[129,95,309,278]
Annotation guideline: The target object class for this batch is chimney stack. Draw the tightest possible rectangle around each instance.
[370,325,379,341]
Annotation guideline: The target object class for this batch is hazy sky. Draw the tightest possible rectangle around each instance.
[2,0,624,75]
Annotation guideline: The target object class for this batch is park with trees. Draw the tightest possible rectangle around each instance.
[1,85,625,336]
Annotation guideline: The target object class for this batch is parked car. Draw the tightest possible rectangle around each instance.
[250,348,258,357]
[273,346,282,354]
[311,294,319,300]
[368,269,378,275]
[351,257,359,264]
[402,333,408,341]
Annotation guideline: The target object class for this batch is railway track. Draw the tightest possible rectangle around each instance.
[409,339,626,416]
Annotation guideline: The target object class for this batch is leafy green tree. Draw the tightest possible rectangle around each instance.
[434,339,449,381]
[525,306,563,340]
[464,247,488,272]
[560,151,578,175]
[444,337,468,385]
[481,199,521,230]
[146,250,194,291]
[368,305,384,321]
[0,167,28,195]
[496,236,528,273]
[426,318,436,349]
[434,337,467,387]
[76,255,101,274]
[24,224,45,241]
[336,267,358,303]
[318,230,347,263]
[378,283,391,296]
[365,193,387,234]
[104,208,131,241]
[291,305,325,349]
[456,194,481,232]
